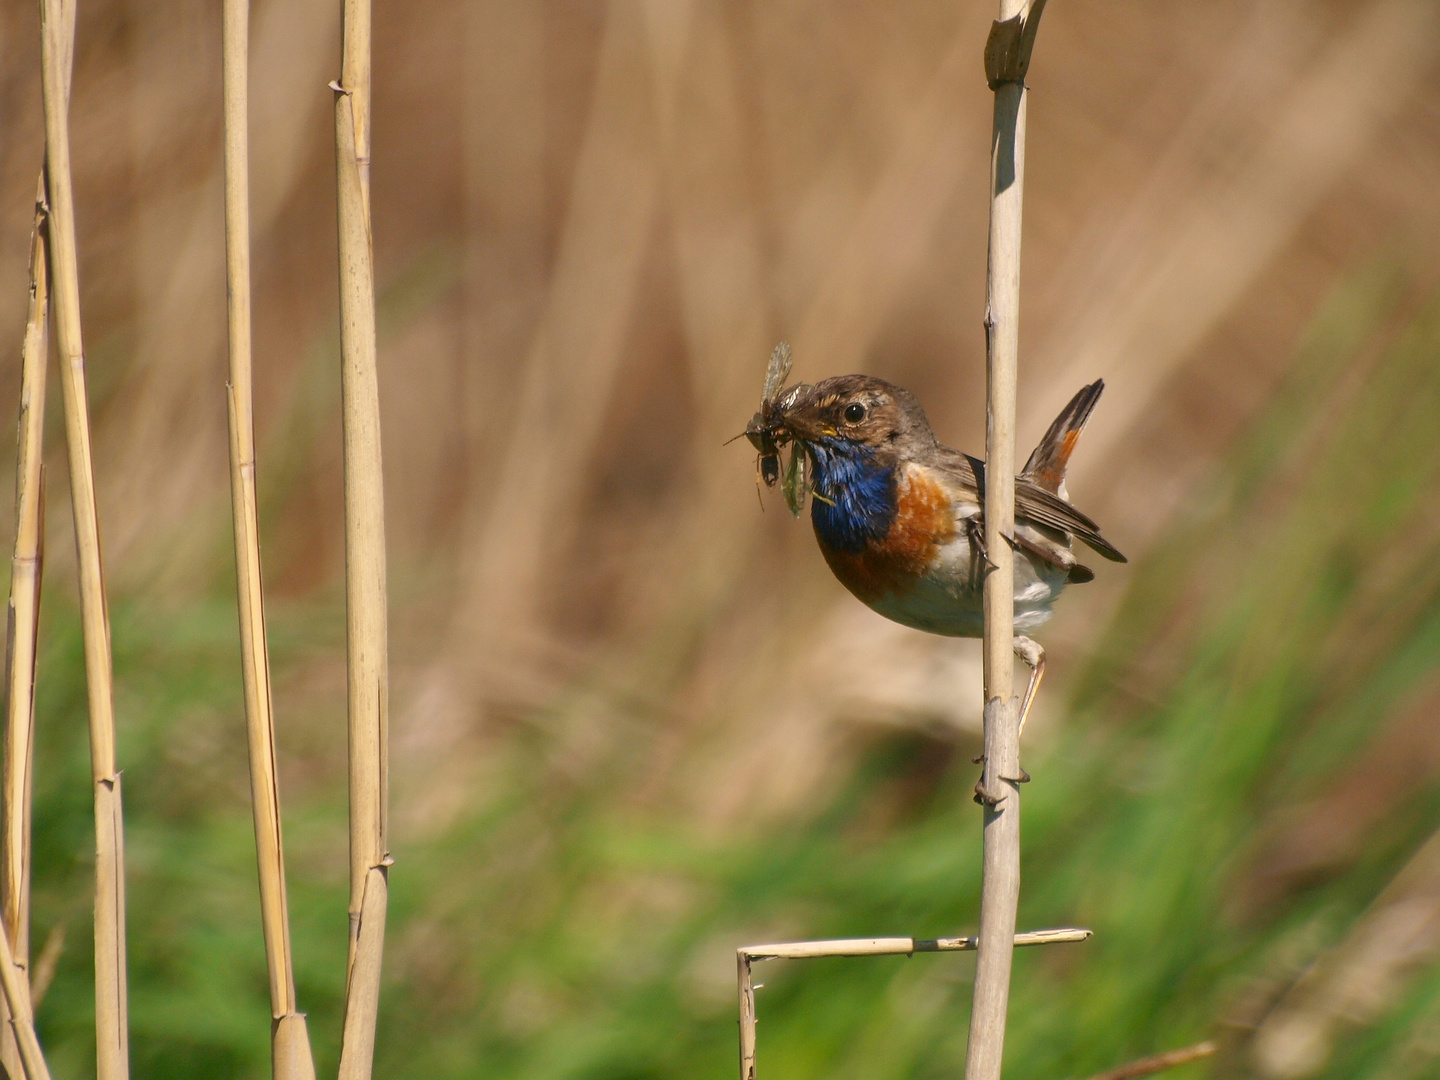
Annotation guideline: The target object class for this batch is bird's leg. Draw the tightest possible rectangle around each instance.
[1013,634,1045,742]
[972,637,1044,801]
[965,516,992,589]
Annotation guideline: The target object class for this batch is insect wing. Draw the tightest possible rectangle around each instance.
[782,443,808,517]
[761,342,793,405]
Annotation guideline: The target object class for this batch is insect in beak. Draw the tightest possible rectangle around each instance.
[737,342,815,514]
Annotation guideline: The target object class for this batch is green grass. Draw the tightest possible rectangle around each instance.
[20,257,1440,1078]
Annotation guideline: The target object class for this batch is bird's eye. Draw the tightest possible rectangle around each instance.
[843,402,866,423]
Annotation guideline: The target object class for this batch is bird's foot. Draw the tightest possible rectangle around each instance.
[973,779,1006,806]
[965,518,995,589]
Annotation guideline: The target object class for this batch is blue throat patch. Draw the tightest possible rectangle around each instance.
[805,439,896,553]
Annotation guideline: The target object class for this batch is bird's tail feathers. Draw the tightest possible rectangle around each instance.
[1022,379,1104,496]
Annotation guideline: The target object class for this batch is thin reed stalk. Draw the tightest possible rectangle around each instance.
[1078,1041,1217,1080]
[0,179,50,1080]
[333,1,390,1077]
[738,928,1090,962]
[37,0,129,1076]
[967,3,1046,1079]
[27,924,62,1011]
[0,908,52,1080]
[221,2,316,1078]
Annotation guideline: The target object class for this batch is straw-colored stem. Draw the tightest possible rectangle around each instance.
[0,180,50,1080]
[737,929,1088,1080]
[37,0,129,1076]
[0,908,52,1080]
[967,2,1038,1078]
[737,952,755,1080]
[221,2,315,1076]
[334,0,390,1075]
[27,924,63,1011]
[338,866,387,1080]
[1079,1041,1218,1080]
[739,928,1090,961]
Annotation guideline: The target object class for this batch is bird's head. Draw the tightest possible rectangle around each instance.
[778,375,936,462]
[761,375,937,550]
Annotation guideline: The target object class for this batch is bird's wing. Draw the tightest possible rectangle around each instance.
[1016,482,1127,563]
[928,446,1127,564]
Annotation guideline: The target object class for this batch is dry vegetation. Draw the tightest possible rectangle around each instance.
[0,1,1435,1077]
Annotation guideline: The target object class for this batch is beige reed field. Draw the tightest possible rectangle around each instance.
[0,1,1436,1078]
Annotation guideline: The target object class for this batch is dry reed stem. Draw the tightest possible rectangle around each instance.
[37,0,129,1075]
[1078,1041,1217,1080]
[0,178,50,1080]
[221,1,315,1076]
[738,928,1090,961]
[27,924,62,1012]
[737,952,755,1080]
[968,2,1044,1078]
[3,186,50,975]
[334,0,390,1075]
[338,866,387,1080]
[736,929,1089,1080]
[0,908,51,1080]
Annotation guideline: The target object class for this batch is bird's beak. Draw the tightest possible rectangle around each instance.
[777,396,832,442]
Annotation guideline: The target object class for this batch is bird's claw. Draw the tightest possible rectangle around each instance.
[973,780,1007,807]
[972,751,1027,803]
[965,519,995,588]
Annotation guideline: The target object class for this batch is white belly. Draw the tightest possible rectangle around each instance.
[866,532,1068,639]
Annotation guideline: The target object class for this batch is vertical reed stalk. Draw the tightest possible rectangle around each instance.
[966,2,1044,1078]
[737,953,756,1080]
[37,0,130,1075]
[221,2,316,1078]
[0,180,50,1080]
[333,1,390,1077]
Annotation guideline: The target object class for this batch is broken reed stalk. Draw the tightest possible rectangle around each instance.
[0,180,51,1080]
[221,2,316,1078]
[737,930,1090,1080]
[967,3,1046,1079]
[334,1,391,1077]
[37,0,130,1076]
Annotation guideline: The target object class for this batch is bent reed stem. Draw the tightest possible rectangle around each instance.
[737,930,1091,1079]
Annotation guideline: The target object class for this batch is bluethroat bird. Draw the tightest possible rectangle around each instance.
[744,344,1126,737]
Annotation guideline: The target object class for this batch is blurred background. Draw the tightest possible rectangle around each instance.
[0,0,1438,1076]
